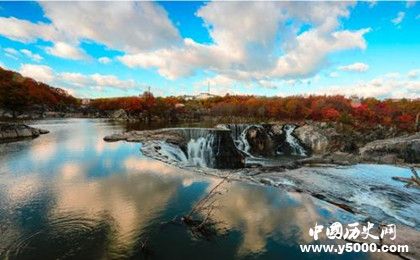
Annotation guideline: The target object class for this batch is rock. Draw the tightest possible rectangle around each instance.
[110,109,128,120]
[245,126,274,156]
[104,129,185,145]
[2,111,13,118]
[104,128,245,169]
[39,129,50,134]
[360,133,420,163]
[270,124,283,135]
[381,225,420,260]
[0,123,49,141]
[260,178,274,185]
[294,124,331,154]
[327,151,360,164]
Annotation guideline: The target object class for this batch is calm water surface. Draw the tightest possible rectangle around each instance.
[0,119,383,259]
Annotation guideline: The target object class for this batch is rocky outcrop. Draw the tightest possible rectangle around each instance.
[294,123,339,155]
[110,109,128,120]
[360,133,420,163]
[104,128,245,169]
[104,129,185,145]
[245,125,275,156]
[0,123,49,141]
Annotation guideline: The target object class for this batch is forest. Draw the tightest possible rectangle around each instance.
[0,67,419,131]
[0,67,78,116]
[88,93,419,131]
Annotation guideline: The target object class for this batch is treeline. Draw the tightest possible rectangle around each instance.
[202,95,419,131]
[0,66,418,131]
[87,94,419,131]
[0,67,78,116]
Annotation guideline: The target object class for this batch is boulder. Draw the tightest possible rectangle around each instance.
[0,123,49,141]
[360,133,420,163]
[294,124,331,154]
[245,125,274,156]
[110,109,128,120]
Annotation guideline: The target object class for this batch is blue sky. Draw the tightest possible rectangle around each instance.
[0,1,418,99]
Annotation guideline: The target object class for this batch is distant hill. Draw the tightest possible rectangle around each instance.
[0,67,79,116]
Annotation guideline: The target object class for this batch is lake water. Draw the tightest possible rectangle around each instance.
[0,119,406,259]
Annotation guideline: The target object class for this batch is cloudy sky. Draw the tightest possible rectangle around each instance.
[0,1,419,98]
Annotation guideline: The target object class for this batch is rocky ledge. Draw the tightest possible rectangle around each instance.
[360,133,420,164]
[104,129,185,145]
[104,128,245,169]
[0,123,49,141]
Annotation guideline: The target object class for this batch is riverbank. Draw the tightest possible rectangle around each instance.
[0,123,49,142]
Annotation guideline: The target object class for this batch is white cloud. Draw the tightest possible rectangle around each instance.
[19,64,54,83]
[312,70,420,98]
[119,2,369,83]
[3,47,43,62]
[46,41,86,60]
[20,49,43,62]
[0,2,180,60]
[338,62,369,72]
[4,47,20,59]
[90,74,136,89]
[60,72,92,87]
[98,57,112,64]
[4,47,19,56]
[391,11,405,25]
[60,72,137,90]
[0,17,58,43]
[272,28,370,78]
[408,69,420,79]
[16,64,140,94]
[0,2,378,93]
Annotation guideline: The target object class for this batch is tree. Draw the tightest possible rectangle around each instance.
[322,108,340,121]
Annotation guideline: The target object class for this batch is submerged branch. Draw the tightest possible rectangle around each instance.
[392,167,420,188]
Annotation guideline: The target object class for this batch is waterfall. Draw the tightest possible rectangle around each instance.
[283,125,307,156]
[187,134,216,167]
[158,142,188,162]
[220,124,258,156]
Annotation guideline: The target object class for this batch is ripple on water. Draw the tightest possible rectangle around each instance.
[2,212,106,259]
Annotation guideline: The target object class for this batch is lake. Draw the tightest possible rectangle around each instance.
[0,119,412,259]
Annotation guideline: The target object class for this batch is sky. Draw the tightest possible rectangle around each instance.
[0,1,419,99]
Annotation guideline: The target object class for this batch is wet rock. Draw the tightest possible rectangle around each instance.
[246,126,274,156]
[269,124,283,135]
[260,178,274,185]
[104,129,185,145]
[0,123,49,141]
[104,128,245,169]
[327,152,360,165]
[360,133,420,163]
[294,124,331,154]
[382,225,420,260]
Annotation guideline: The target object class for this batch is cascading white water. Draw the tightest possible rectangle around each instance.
[283,125,307,156]
[158,142,188,162]
[236,125,253,156]
[187,134,215,167]
[221,124,260,157]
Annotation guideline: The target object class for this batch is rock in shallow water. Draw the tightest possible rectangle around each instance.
[360,133,420,163]
[0,123,49,141]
